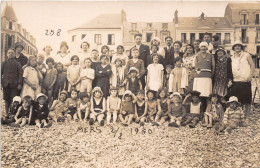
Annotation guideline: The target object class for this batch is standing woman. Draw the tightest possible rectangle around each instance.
[150,37,165,58]
[193,42,215,111]
[55,41,71,72]
[183,44,195,77]
[213,48,233,99]
[78,41,91,67]
[101,45,111,63]
[43,45,53,59]
[229,40,255,121]
[173,41,184,66]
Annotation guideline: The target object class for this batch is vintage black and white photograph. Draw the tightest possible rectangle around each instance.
[1,0,260,167]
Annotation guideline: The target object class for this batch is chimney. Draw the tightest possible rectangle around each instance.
[121,10,126,23]
[174,10,178,24]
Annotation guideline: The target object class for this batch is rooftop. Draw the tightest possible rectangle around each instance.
[227,2,260,10]
[177,17,232,29]
[71,13,122,30]
[1,4,18,22]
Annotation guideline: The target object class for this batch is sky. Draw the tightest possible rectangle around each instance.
[0,1,255,54]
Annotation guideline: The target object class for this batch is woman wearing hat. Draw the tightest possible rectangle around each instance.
[193,41,215,110]
[150,37,165,58]
[229,40,255,120]
[55,41,71,72]
[213,48,233,98]
[14,42,28,67]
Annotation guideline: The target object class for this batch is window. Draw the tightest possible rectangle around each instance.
[241,14,248,25]
[81,34,86,39]
[216,33,221,44]
[147,23,152,29]
[224,33,231,44]
[256,14,260,24]
[7,35,12,48]
[72,35,76,42]
[161,32,170,43]
[241,29,248,43]
[181,33,186,43]
[131,23,137,31]
[9,21,12,30]
[199,33,204,41]
[256,30,260,43]
[94,34,101,45]
[162,23,168,30]
[146,33,153,42]
[107,34,115,45]
[190,33,195,44]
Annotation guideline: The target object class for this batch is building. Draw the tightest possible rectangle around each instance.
[68,10,126,55]
[224,2,260,55]
[174,10,234,54]
[122,20,175,53]
[1,3,37,61]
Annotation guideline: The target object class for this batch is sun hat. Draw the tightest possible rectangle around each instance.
[13,96,21,104]
[170,92,182,100]
[199,42,209,48]
[60,90,68,97]
[15,42,24,50]
[60,41,69,49]
[92,87,103,97]
[128,67,139,74]
[227,96,239,103]
[190,91,201,97]
[215,47,226,55]
[232,40,244,51]
[123,90,134,100]
[36,93,48,101]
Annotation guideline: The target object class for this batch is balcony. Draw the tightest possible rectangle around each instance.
[223,39,231,45]
[256,37,260,43]
[240,37,249,43]
[240,20,248,25]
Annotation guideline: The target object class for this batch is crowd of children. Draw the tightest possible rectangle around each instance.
[1,32,255,135]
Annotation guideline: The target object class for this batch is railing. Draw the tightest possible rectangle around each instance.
[240,19,249,25]
[255,37,260,43]
[240,37,249,43]
[223,39,231,45]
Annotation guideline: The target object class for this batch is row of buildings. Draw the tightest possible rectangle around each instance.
[68,2,260,57]
[1,3,38,61]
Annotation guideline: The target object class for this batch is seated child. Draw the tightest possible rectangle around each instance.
[134,90,146,126]
[49,90,68,122]
[77,92,90,122]
[119,90,136,126]
[107,87,121,125]
[89,87,106,126]
[12,95,33,127]
[145,90,160,124]
[182,91,202,128]
[203,94,224,128]
[156,87,170,125]
[64,89,79,121]
[215,96,245,134]
[33,93,52,128]
[126,67,142,95]
[168,92,186,127]
[2,96,21,125]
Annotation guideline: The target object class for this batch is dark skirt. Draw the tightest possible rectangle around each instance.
[228,82,252,104]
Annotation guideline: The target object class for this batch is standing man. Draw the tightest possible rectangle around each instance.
[203,32,213,51]
[78,41,91,66]
[1,48,23,115]
[14,42,28,67]
[164,36,175,67]
[129,33,150,88]
[210,35,220,55]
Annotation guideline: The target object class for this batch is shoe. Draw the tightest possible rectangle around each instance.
[100,120,105,126]
[152,122,160,127]
[140,122,144,127]
[44,122,52,128]
[202,123,207,127]
[207,125,212,129]
[168,122,178,127]
[40,123,44,128]
[75,118,79,122]
[227,128,232,134]
[189,124,195,128]
[11,123,20,128]
[89,118,94,125]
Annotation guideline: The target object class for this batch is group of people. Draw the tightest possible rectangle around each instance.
[1,32,255,134]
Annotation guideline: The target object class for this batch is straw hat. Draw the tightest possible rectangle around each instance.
[232,40,244,51]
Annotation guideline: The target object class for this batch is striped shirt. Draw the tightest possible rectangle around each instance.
[222,107,244,125]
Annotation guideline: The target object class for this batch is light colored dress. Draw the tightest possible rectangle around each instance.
[80,68,95,93]
[67,65,81,92]
[21,66,41,100]
[147,63,164,92]
[232,52,251,82]
[111,53,129,67]
[54,53,71,71]
[78,52,91,67]
[110,65,125,96]
[182,54,195,76]
[169,67,188,94]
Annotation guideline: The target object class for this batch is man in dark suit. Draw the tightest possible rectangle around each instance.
[129,33,150,88]
[164,36,175,67]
